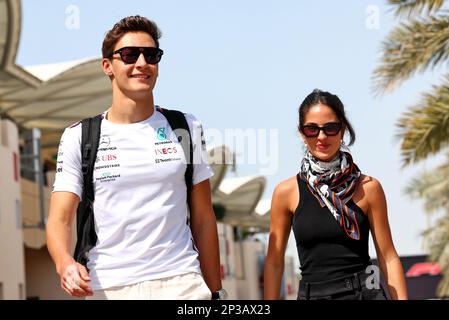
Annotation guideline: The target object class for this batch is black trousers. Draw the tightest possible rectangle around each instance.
[297,271,389,300]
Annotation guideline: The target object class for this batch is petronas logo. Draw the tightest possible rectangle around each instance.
[157,127,167,141]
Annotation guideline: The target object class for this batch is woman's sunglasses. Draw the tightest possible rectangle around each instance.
[110,46,164,65]
[300,122,342,138]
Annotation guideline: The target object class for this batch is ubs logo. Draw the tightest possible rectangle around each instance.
[99,135,111,147]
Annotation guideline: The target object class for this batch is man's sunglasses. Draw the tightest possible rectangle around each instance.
[110,46,164,65]
[300,122,342,138]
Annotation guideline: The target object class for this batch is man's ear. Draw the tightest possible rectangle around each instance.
[102,58,114,78]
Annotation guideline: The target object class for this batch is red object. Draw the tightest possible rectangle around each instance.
[287,283,293,295]
[220,264,225,280]
[13,152,19,182]
[406,262,441,277]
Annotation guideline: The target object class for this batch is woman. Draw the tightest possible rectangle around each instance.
[264,89,408,300]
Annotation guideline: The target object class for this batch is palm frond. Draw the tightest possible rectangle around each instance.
[422,216,449,260]
[384,0,449,300]
[436,243,449,297]
[372,14,449,95]
[422,213,449,297]
[388,0,445,18]
[404,157,449,213]
[395,76,449,165]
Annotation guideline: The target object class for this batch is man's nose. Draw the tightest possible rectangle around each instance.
[135,53,147,66]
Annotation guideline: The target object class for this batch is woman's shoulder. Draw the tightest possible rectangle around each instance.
[272,176,299,212]
[359,174,383,190]
[358,174,385,202]
[274,176,298,195]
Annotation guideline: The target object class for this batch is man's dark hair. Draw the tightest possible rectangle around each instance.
[102,15,162,59]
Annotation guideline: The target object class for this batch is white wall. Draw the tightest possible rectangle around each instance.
[235,240,264,300]
[25,247,77,300]
[217,223,238,299]
[21,171,77,300]
[0,119,26,299]
[283,255,299,300]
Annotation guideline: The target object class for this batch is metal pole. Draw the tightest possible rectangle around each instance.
[33,129,46,229]
[236,225,246,280]
[21,128,46,229]
[223,224,231,277]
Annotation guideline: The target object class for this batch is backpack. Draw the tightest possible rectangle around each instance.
[73,107,194,268]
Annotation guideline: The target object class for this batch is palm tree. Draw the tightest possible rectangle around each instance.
[405,157,449,213]
[373,0,449,298]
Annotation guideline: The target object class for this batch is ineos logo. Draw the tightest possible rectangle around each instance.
[155,147,177,155]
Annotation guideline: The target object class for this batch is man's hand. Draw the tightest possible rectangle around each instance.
[59,261,93,298]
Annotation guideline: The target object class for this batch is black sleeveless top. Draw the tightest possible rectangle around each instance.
[292,174,372,282]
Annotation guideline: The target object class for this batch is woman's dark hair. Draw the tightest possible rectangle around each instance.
[298,89,356,146]
[102,15,162,59]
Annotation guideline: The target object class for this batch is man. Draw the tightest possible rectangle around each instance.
[46,15,224,300]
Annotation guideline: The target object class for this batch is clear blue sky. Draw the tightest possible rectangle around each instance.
[17,0,446,260]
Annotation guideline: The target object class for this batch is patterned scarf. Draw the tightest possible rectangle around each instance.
[299,151,362,240]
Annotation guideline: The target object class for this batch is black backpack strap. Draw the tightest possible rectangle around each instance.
[73,114,103,268]
[157,107,194,217]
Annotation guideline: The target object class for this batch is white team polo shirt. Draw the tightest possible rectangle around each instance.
[53,107,214,290]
